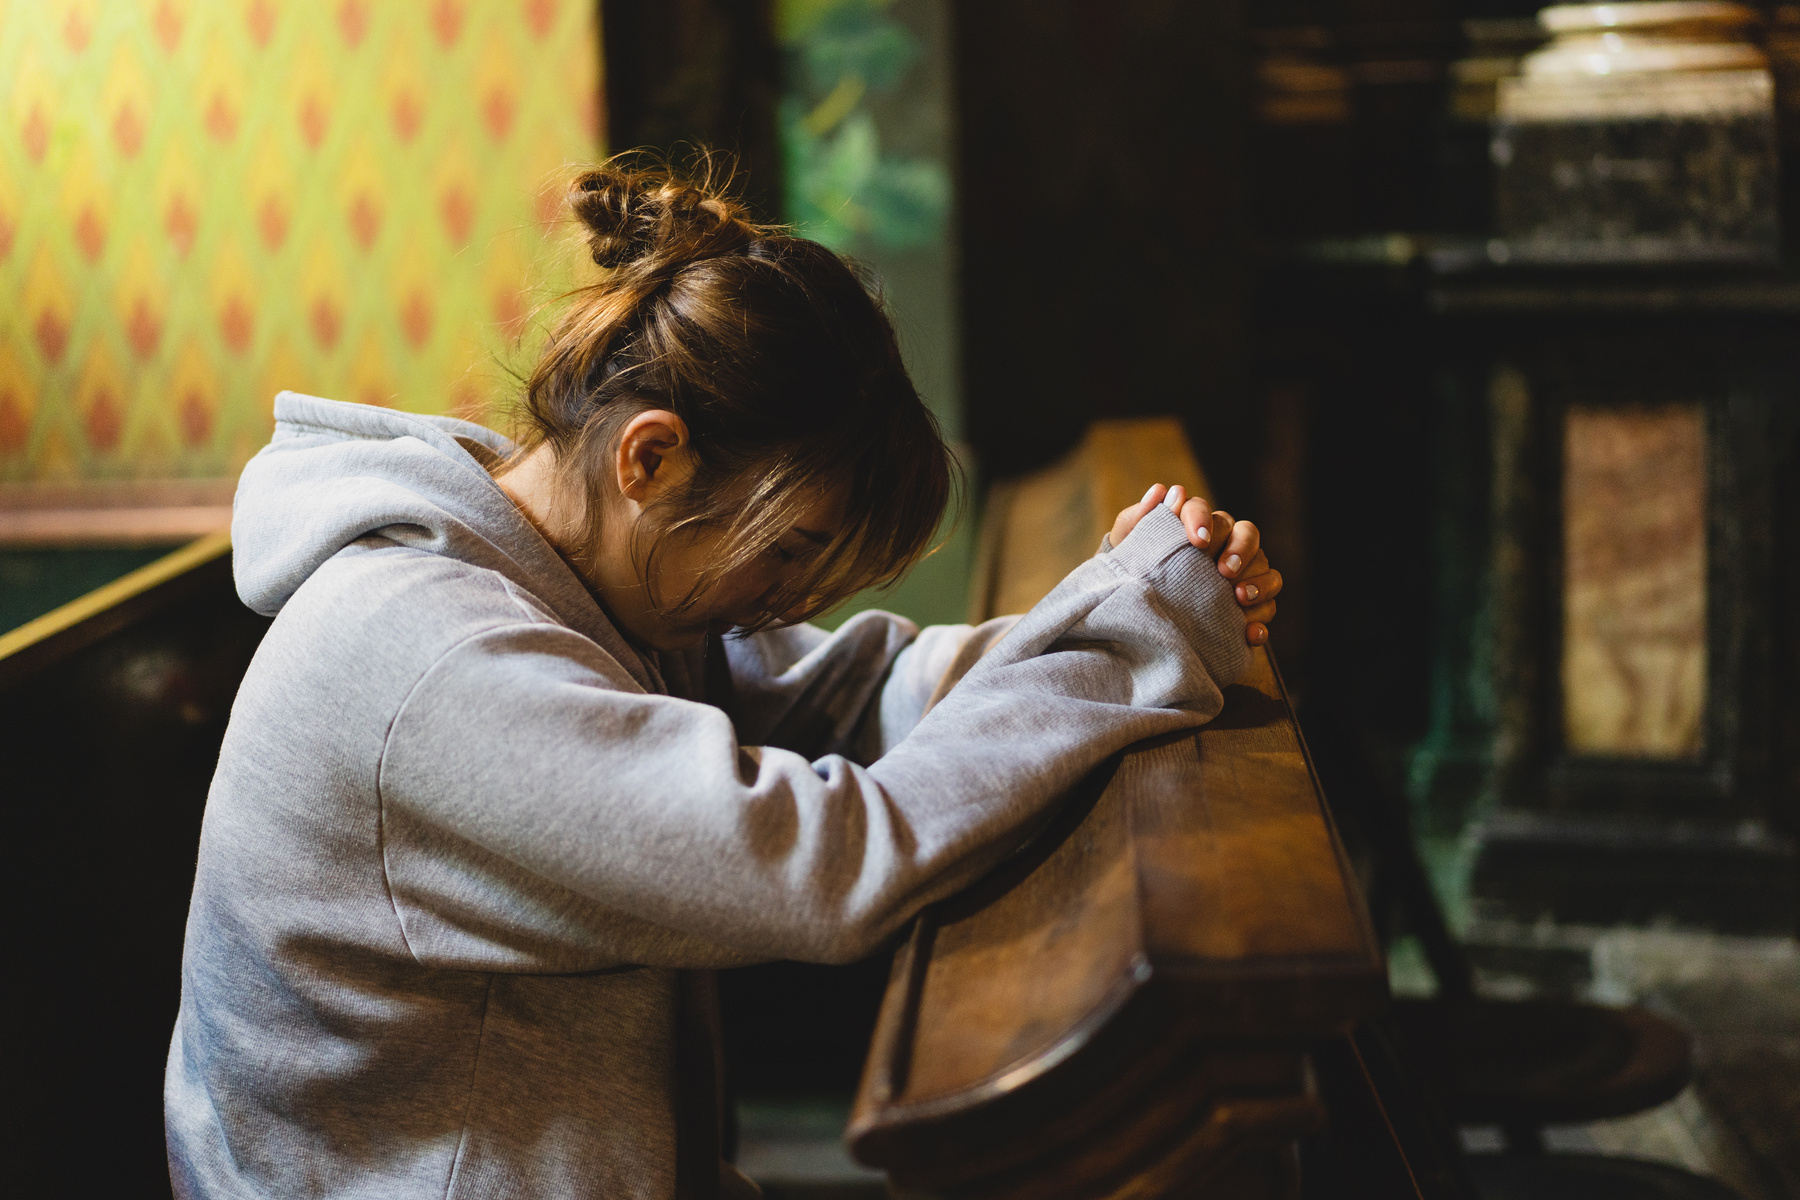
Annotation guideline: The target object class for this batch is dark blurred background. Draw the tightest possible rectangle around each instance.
[4,2,1796,1196]
[601,3,1798,1194]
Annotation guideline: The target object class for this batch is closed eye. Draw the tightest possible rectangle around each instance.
[769,526,833,566]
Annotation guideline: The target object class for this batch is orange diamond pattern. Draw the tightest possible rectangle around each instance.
[0,0,602,485]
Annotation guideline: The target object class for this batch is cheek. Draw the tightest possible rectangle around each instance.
[646,534,721,605]
[707,561,781,614]
[663,542,777,617]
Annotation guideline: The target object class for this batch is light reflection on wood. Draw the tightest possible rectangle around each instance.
[970,418,1212,621]
[1561,405,1707,759]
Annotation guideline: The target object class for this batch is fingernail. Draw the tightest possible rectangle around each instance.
[1225,554,1241,574]
[1165,491,1180,510]
[1195,526,1209,544]
[1141,485,1160,505]
[1252,626,1267,644]
[1242,583,1259,602]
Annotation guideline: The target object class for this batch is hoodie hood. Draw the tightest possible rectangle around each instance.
[233,392,653,687]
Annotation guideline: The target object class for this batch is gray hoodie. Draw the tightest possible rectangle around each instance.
[165,392,1250,1200]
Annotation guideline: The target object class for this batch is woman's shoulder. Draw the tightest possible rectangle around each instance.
[266,540,563,677]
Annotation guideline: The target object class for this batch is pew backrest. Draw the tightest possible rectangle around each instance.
[847,649,1386,1200]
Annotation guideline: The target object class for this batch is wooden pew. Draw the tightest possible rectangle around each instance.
[843,420,1388,1198]
[2,534,271,1199]
[846,649,1386,1199]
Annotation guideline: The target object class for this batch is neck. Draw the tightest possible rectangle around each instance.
[495,443,576,544]
[495,443,663,647]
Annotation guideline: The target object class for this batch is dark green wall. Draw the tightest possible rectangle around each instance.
[0,547,179,635]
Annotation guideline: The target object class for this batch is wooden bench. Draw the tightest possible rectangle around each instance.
[3,533,270,1199]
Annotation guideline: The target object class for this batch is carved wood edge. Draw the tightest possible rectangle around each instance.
[0,532,234,691]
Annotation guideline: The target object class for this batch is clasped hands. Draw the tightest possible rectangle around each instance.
[1110,483,1281,647]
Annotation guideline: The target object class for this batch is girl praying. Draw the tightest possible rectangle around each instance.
[165,159,1282,1200]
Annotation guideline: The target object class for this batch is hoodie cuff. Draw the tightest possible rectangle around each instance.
[1104,503,1198,577]
[1101,503,1252,688]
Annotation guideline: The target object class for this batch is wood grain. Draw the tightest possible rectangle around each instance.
[848,649,1384,1198]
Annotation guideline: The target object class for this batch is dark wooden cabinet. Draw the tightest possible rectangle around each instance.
[2,536,270,1199]
[1250,253,1798,937]
[1425,271,1800,934]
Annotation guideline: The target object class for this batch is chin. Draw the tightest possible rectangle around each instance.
[647,630,708,652]
[641,616,743,653]
[646,622,716,652]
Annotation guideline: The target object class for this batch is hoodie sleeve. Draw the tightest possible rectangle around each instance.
[719,610,1021,766]
[377,504,1248,970]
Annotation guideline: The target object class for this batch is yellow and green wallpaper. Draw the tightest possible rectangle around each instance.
[0,0,600,489]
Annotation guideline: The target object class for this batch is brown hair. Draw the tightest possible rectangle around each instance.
[517,154,953,632]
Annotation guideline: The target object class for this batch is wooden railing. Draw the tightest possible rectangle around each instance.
[848,650,1386,1200]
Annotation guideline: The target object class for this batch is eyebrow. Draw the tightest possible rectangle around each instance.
[791,526,833,546]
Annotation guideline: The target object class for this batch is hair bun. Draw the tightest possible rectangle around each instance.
[570,159,755,270]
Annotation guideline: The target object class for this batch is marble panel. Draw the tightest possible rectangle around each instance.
[1561,405,1707,759]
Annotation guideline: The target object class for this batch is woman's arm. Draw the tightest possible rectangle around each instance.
[720,612,1018,765]
[377,502,1248,970]
[729,482,1282,763]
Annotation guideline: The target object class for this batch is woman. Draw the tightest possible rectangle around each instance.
[165,160,1282,1200]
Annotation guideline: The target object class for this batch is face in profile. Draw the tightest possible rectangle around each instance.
[628,484,847,650]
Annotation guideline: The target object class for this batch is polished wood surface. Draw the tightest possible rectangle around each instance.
[969,417,1215,622]
[848,649,1385,1199]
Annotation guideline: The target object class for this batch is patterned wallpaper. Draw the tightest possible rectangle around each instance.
[0,0,600,490]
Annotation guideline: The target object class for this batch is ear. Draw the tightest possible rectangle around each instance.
[614,409,693,504]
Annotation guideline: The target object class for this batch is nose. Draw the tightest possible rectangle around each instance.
[774,601,814,626]
[748,585,814,628]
